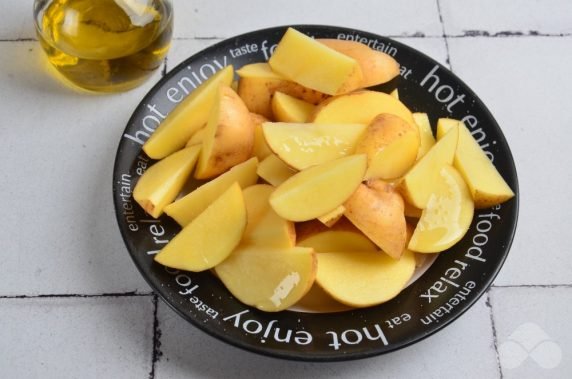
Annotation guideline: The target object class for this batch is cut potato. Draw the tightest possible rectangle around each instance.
[164,157,258,226]
[257,154,297,186]
[242,184,295,248]
[356,113,420,180]
[270,154,367,222]
[133,145,201,218]
[344,180,407,259]
[316,249,416,307]
[436,118,515,208]
[317,205,346,227]
[408,165,474,253]
[250,113,273,160]
[412,112,435,159]
[237,63,328,118]
[295,284,351,313]
[185,127,206,147]
[154,183,246,271]
[311,90,415,127]
[271,91,315,123]
[297,221,377,253]
[195,85,254,179]
[262,122,366,170]
[318,39,400,87]
[399,125,459,209]
[390,89,399,99]
[269,28,363,96]
[215,246,316,312]
[143,66,233,159]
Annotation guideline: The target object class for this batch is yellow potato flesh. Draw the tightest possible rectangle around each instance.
[262,122,367,170]
[408,165,474,253]
[270,154,367,222]
[399,125,459,209]
[133,145,201,218]
[316,249,416,307]
[271,91,315,123]
[437,119,515,208]
[344,181,407,259]
[269,28,363,96]
[164,157,258,226]
[185,127,205,147]
[195,85,254,179]
[250,113,273,160]
[237,63,328,118]
[154,183,247,272]
[311,90,415,128]
[294,284,351,313]
[390,89,399,99]
[412,112,436,159]
[317,205,346,227]
[256,154,296,186]
[143,66,234,159]
[298,230,377,253]
[215,246,316,312]
[318,39,400,87]
[356,114,420,180]
[242,184,295,248]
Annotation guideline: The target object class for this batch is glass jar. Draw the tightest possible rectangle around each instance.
[33,0,173,92]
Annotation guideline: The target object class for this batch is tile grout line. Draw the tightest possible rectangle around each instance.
[0,291,154,299]
[149,294,162,379]
[491,283,572,288]
[435,0,453,71]
[485,290,504,379]
[2,31,571,44]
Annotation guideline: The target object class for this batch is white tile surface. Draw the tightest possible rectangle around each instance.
[0,42,160,295]
[440,0,572,35]
[0,0,36,40]
[447,36,572,286]
[155,296,499,379]
[489,287,571,378]
[394,37,449,67]
[166,38,223,72]
[0,296,154,379]
[172,0,443,39]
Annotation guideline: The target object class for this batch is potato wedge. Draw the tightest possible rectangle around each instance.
[270,154,367,222]
[316,249,416,307]
[256,154,297,186]
[318,39,400,87]
[185,127,206,147]
[437,118,515,208]
[242,184,295,248]
[399,125,459,209]
[269,28,363,96]
[412,112,435,159]
[356,113,420,180]
[408,165,474,253]
[262,122,366,170]
[271,91,315,123]
[133,145,201,218]
[344,180,407,259]
[154,182,246,272]
[164,157,258,226]
[143,66,233,159]
[195,85,254,179]
[297,219,377,253]
[250,112,273,160]
[215,246,316,312]
[317,205,346,227]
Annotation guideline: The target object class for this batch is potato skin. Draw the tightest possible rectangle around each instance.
[195,86,255,179]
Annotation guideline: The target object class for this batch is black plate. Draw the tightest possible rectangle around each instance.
[113,25,518,361]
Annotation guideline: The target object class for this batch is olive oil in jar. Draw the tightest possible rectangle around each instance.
[34,0,173,92]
